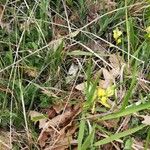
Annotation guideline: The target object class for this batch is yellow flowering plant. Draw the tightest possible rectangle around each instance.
[113,27,122,44]
[83,81,115,113]
[90,85,115,113]
[97,85,115,108]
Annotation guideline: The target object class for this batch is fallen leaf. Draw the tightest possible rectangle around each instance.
[39,105,80,131]
[100,68,113,89]
[52,102,67,114]
[42,107,57,119]
[37,104,81,148]
[44,121,77,150]
[75,82,86,92]
[109,54,124,78]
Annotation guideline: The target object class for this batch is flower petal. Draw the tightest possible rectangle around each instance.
[97,88,106,97]
[113,28,122,40]
[99,97,110,108]
[117,38,121,44]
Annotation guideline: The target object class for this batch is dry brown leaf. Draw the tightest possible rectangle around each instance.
[38,104,81,148]
[44,121,77,150]
[42,107,57,119]
[52,102,67,114]
[102,68,113,82]
[40,105,80,131]
[100,68,113,89]
[109,54,123,78]
[75,82,86,92]
[109,55,120,69]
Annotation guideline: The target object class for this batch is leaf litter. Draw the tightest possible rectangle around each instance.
[30,102,81,149]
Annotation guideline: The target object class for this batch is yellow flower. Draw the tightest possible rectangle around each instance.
[100,97,111,108]
[113,28,122,44]
[97,86,115,108]
[116,38,121,44]
[97,88,106,97]
[113,28,122,39]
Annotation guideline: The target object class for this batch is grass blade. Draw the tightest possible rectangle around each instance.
[94,124,147,146]
[100,101,150,121]
[144,127,150,150]
[77,114,86,150]
[81,128,95,150]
